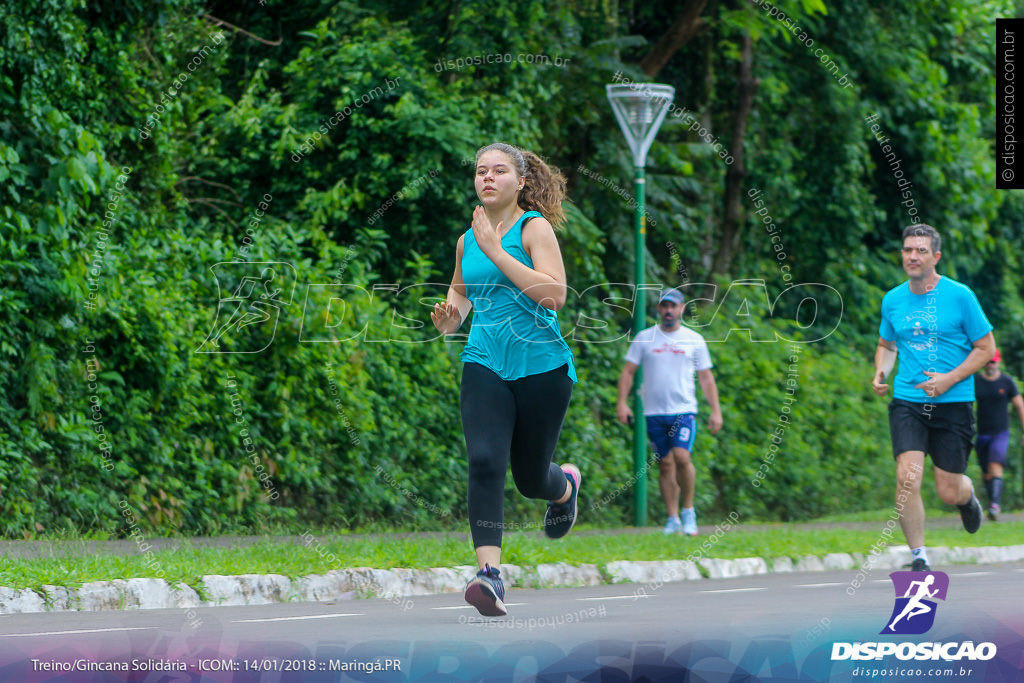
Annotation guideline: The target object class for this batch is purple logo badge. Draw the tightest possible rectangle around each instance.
[880,571,949,635]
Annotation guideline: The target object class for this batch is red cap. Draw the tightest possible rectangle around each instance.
[992,349,1001,363]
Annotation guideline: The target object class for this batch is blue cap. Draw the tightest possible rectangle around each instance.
[659,288,684,304]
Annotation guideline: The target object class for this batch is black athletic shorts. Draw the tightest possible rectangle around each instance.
[888,398,975,474]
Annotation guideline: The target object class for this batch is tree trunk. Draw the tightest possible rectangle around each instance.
[640,0,709,77]
[710,34,758,278]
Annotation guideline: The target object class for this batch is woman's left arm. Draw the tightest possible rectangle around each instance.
[473,206,567,311]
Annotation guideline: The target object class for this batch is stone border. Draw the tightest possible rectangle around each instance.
[0,545,1021,615]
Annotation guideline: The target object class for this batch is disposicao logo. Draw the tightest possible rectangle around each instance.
[831,570,997,663]
[881,570,948,635]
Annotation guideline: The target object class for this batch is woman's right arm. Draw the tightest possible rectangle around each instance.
[431,234,472,334]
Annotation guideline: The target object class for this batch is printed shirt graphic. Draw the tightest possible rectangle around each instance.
[975,373,1020,434]
[460,211,577,383]
[624,325,712,415]
[881,571,949,635]
[879,277,992,403]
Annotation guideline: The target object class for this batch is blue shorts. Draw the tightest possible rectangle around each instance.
[645,414,697,459]
[976,431,1009,470]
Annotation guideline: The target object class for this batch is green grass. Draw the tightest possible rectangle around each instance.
[0,518,1021,594]
[808,508,949,524]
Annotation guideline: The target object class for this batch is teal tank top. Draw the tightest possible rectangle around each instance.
[459,211,578,383]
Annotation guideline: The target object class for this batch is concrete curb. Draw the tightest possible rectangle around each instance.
[1,545,1021,615]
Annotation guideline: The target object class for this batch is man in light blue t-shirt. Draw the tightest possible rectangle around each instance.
[872,224,995,572]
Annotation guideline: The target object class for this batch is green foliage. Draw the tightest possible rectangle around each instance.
[0,0,1018,542]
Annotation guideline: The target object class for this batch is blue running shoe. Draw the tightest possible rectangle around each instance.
[662,516,682,534]
[681,508,698,536]
[464,564,506,616]
[544,464,581,539]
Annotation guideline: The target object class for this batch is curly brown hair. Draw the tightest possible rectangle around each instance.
[475,143,567,229]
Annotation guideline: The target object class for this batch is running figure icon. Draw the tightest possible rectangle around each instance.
[881,570,949,635]
[196,261,297,354]
[887,574,938,631]
[208,267,284,343]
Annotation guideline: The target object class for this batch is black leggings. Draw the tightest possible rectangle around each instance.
[460,362,573,548]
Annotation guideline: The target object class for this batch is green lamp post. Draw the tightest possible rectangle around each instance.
[606,82,675,527]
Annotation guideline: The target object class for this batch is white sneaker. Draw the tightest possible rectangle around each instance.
[662,516,682,534]
[681,509,698,536]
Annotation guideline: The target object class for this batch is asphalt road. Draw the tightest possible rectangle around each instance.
[0,563,1021,682]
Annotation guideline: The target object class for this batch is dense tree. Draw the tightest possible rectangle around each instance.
[0,0,1018,536]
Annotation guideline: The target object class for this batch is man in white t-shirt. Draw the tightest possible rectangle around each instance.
[616,288,723,535]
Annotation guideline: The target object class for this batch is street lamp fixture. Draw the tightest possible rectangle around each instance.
[606,82,675,527]
[606,83,675,167]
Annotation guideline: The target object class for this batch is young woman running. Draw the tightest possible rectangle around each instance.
[431,142,581,617]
